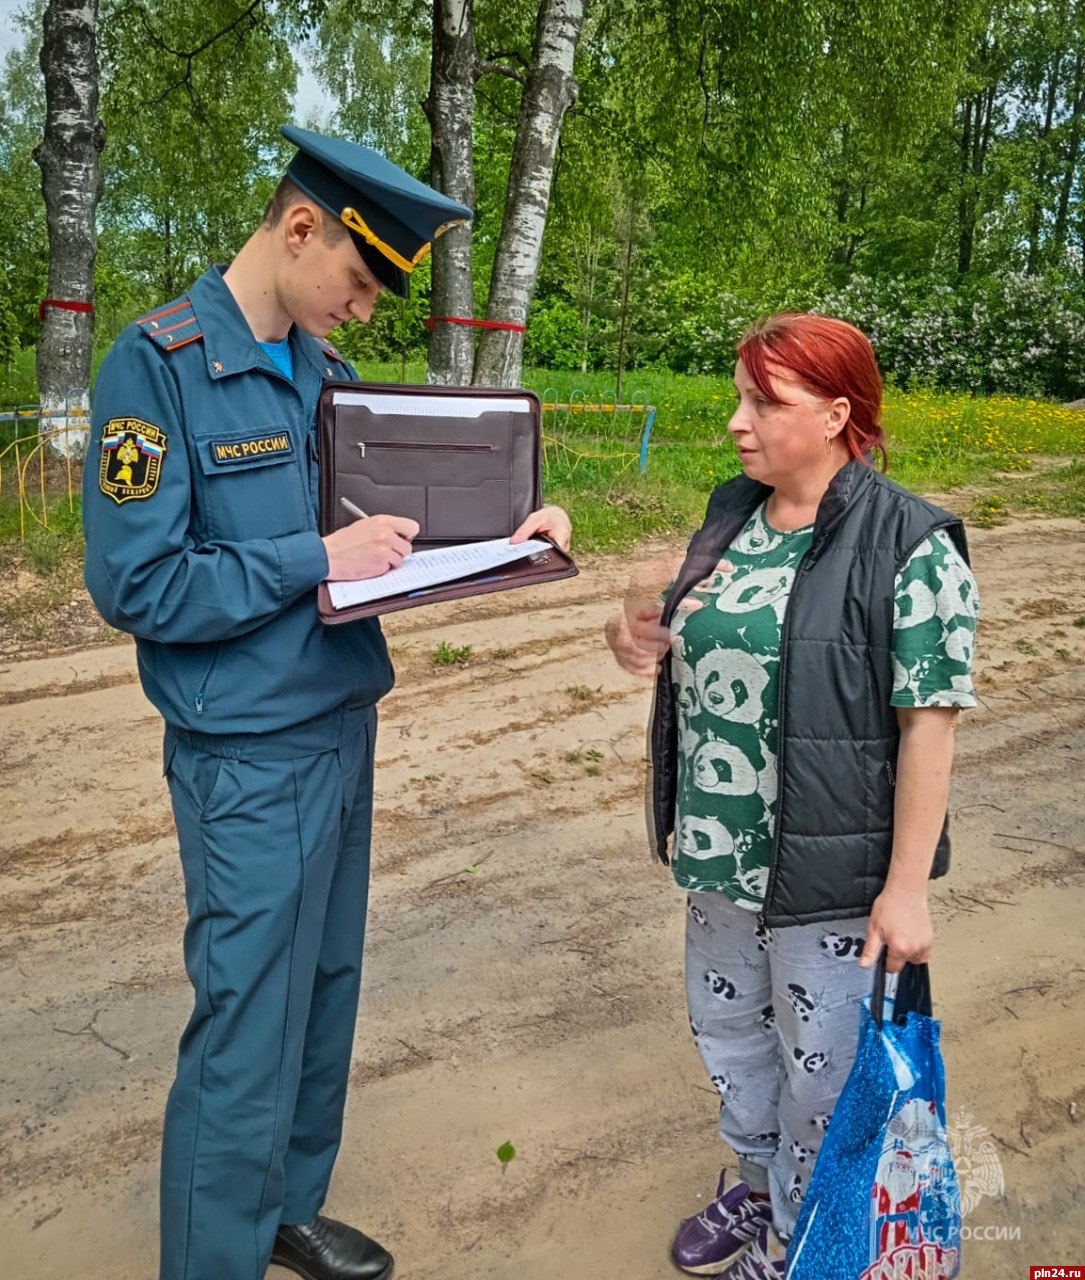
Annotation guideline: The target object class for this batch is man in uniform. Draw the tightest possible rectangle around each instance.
[83,125,571,1280]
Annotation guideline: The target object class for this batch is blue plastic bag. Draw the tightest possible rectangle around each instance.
[786,958,963,1280]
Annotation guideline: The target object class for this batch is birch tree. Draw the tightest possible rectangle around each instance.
[33,0,103,456]
[472,0,584,387]
[423,0,478,386]
[306,1,585,386]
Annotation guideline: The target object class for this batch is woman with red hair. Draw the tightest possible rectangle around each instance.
[606,314,978,1278]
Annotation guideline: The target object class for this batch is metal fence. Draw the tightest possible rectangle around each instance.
[540,389,656,475]
[0,400,89,541]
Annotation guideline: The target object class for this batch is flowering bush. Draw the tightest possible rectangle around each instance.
[816,273,1085,398]
[673,272,1085,399]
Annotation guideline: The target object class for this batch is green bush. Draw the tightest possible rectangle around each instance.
[523,294,583,371]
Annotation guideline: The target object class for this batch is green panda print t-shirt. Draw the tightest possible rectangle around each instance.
[669,503,978,908]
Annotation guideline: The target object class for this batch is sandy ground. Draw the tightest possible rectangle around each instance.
[2,516,1084,1280]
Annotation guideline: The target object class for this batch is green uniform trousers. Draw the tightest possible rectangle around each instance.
[160,703,376,1280]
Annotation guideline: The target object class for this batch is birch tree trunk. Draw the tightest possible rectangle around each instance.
[33,0,103,457]
[423,0,478,387]
[472,0,584,388]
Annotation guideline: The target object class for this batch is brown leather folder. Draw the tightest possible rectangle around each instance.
[316,381,578,623]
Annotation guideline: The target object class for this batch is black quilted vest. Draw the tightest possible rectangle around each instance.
[648,460,969,928]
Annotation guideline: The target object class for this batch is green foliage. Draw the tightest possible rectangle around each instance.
[534,0,1085,397]
[0,0,298,361]
[0,347,40,408]
[308,0,431,163]
[3,0,1082,408]
[822,273,1085,398]
[0,285,21,374]
[496,1140,516,1167]
[523,294,584,370]
[98,0,297,306]
[590,0,977,244]
[0,4,48,349]
[329,259,433,370]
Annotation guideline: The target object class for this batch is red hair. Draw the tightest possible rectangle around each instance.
[737,313,887,468]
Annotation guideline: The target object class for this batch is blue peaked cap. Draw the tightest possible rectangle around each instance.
[281,124,473,299]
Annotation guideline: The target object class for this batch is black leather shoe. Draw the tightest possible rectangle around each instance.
[271,1216,394,1280]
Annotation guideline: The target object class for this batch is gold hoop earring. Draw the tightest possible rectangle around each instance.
[825,436,834,454]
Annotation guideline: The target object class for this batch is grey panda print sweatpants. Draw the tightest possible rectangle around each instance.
[685,890,873,1240]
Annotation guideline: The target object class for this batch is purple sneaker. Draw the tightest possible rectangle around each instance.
[719,1221,786,1279]
[671,1171,773,1275]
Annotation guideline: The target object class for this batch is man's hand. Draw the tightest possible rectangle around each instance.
[511,504,572,553]
[322,515,420,581]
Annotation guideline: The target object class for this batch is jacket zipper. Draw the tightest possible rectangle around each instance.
[194,646,221,716]
[758,547,815,926]
[305,406,320,521]
[356,440,494,457]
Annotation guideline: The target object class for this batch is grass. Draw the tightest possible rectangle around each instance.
[969,494,1012,529]
[527,374,1085,551]
[2,365,1083,574]
[432,640,472,667]
[0,494,84,621]
[1001,458,1085,518]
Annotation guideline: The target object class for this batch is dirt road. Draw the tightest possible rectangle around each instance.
[2,517,1083,1279]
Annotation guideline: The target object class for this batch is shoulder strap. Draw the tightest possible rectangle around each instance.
[321,341,351,372]
[136,298,203,353]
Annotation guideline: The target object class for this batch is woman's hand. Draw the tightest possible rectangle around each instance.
[511,504,572,553]
[859,884,933,974]
[605,606,672,677]
[605,555,736,679]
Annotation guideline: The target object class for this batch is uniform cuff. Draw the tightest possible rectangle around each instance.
[275,530,329,603]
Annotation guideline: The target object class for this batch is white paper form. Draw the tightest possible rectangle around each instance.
[327,537,551,609]
[332,390,533,418]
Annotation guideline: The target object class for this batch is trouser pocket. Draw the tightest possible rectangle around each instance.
[164,736,229,819]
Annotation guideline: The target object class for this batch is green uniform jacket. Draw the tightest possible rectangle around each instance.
[83,266,394,733]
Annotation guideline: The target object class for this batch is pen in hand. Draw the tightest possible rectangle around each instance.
[324,500,417,581]
[340,496,369,520]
